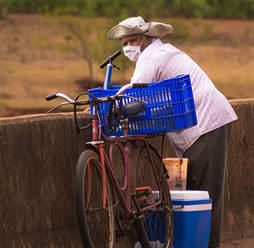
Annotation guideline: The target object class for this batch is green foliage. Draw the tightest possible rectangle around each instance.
[2,0,254,19]
[165,19,190,42]
[0,0,7,19]
[172,0,211,18]
[208,0,254,18]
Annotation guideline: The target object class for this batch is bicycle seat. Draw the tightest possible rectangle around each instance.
[108,102,145,131]
[122,102,145,116]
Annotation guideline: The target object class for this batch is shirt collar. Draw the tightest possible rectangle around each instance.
[137,39,163,63]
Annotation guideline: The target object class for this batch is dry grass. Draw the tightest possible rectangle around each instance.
[0,15,253,117]
[180,45,254,99]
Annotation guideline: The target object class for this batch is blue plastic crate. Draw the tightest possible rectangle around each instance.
[88,74,197,136]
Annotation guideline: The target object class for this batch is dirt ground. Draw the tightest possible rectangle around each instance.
[0,15,253,117]
[221,237,254,248]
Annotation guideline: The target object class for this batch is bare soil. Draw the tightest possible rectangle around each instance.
[0,15,253,117]
[221,237,254,248]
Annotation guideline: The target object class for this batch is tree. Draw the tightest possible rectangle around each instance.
[90,18,132,83]
[65,19,94,80]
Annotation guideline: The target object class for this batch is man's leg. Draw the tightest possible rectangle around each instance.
[183,123,232,247]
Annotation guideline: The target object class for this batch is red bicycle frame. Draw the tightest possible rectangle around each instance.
[89,111,166,215]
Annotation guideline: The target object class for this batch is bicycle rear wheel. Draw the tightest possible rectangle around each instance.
[75,149,115,248]
[134,144,174,248]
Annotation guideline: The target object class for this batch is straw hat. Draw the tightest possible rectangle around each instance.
[107,16,174,40]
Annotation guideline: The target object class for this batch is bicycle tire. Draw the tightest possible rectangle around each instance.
[75,149,115,248]
[134,144,174,248]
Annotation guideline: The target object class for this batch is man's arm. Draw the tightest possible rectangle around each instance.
[130,58,161,84]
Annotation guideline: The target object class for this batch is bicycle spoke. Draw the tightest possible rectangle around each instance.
[76,150,115,248]
[134,144,174,248]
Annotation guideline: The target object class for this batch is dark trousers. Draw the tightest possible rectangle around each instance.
[183,123,232,248]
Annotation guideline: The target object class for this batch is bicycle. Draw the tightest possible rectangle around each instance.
[46,50,197,248]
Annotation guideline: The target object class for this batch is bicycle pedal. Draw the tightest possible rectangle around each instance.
[134,187,152,202]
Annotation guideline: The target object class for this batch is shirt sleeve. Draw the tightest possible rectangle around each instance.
[130,57,161,84]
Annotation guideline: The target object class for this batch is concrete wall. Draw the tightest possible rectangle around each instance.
[222,99,254,242]
[0,99,253,247]
[0,114,87,247]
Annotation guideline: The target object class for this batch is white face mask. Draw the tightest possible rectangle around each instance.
[122,38,145,62]
[123,45,141,62]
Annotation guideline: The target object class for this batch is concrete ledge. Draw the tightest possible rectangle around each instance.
[222,99,254,242]
[0,113,89,247]
[0,100,253,246]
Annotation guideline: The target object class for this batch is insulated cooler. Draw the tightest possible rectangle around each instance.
[171,190,212,248]
[144,190,212,248]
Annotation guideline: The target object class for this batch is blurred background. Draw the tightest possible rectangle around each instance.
[0,0,253,117]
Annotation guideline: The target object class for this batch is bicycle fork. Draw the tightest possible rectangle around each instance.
[87,142,107,209]
[99,143,107,209]
[90,115,107,209]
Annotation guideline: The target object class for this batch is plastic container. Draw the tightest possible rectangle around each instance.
[144,190,212,248]
[88,74,197,137]
[163,158,188,190]
[171,190,212,248]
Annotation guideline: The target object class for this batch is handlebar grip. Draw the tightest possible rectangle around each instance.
[110,49,122,62]
[45,93,57,101]
[132,83,149,88]
[99,60,109,69]
[100,50,122,69]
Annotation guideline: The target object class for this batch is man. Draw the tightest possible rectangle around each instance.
[107,17,238,248]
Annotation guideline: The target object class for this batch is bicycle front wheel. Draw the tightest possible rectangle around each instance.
[135,144,174,248]
[75,149,115,248]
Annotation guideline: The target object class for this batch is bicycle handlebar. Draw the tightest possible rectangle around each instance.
[114,83,148,96]
[46,82,149,111]
[45,93,57,101]
[45,85,149,134]
[46,93,74,103]
[132,83,148,88]
[99,50,122,69]
[46,51,150,135]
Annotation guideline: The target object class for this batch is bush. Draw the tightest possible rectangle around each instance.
[2,0,254,18]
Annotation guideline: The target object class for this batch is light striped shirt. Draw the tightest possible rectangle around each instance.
[131,39,238,157]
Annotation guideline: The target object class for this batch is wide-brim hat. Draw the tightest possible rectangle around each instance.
[107,16,174,40]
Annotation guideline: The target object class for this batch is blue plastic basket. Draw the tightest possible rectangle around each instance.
[88,74,197,136]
